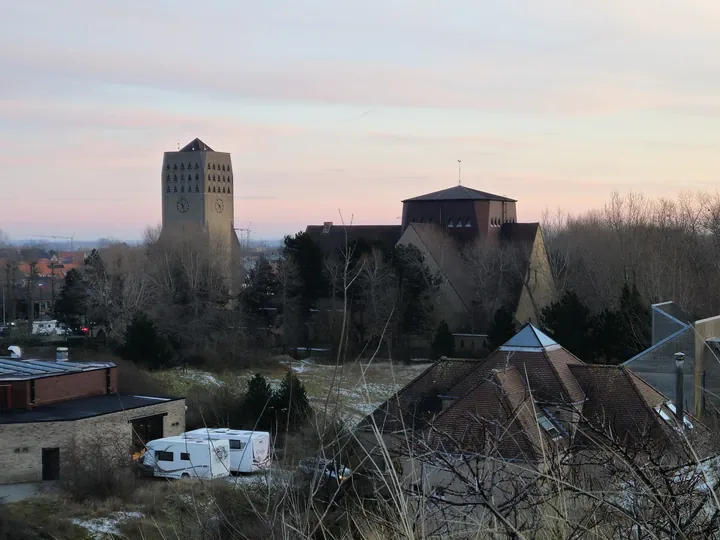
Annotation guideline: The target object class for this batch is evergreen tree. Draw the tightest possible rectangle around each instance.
[54,269,88,330]
[283,232,328,311]
[431,321,455,359]
[119,312,173,369]
[391,244,439,336]
[541,291,597,361]
[618,283,651,358]
[242,374,274,430]
[272,371,311,431]
[485,306,518,351]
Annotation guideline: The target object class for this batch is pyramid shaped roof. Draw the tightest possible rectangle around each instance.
[179,138,214,152]
[402,185,516,203]
[500,324,558,351]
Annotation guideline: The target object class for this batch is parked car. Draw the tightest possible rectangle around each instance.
[297,458,351,484]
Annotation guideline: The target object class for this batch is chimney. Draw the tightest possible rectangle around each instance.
[322,222,332,234]
[674,352,685,426]
[56,347,69,362]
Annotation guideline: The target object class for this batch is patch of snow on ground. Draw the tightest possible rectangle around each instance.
[72,511,143,539]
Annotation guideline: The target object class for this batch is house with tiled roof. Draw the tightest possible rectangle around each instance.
[357,324,707,482]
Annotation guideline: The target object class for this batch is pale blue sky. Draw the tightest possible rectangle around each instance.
[1,0,719,240]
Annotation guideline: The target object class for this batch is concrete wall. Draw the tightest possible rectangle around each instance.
[693,316,720,415]
[624,327,695,412]
[0,399,185,484]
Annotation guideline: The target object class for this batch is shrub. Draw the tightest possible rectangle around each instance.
[431,320,454,359]
[272,371,311,433]
[242,374,274,431]
[61,430,136,502]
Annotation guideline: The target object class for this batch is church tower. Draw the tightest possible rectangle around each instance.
[161,138,243,295]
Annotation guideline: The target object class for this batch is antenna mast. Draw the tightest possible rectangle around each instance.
[458,159,462,185]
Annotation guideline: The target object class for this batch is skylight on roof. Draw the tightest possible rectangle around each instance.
[501,324,558,349]
[654,402,693,430]
[537,413,564,440]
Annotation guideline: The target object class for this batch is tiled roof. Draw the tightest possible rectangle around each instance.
[569,365,671,448]
[179,138,214,152]
[426,367,552,461]
[305,225,402,258]
[358,359,480,433]
[359,323,711,461]
[402,185,516,203]
[445,330,585,405]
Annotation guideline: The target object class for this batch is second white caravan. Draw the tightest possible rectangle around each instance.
[141,435,231,479]
[184,428,272,473]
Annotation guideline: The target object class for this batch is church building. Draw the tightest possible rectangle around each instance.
[160,138,243,296]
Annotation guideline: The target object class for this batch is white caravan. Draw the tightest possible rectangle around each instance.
[142,435,231,480]
[184,428,272,473]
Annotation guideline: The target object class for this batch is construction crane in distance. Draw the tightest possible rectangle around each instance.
[234,222,252,252]
[31,234,75,252]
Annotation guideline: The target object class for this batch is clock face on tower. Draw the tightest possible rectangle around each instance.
[176,197,189,214]
[215,199,224,214]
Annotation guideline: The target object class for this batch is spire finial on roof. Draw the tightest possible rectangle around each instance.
[458,159,462,186]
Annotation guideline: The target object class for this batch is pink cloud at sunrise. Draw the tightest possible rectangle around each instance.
[1,0,720,241]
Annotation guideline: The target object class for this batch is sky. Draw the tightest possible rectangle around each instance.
[1,0,720,241]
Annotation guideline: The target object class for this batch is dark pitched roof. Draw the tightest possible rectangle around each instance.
[402,185,516,203]
[568,364,705,453]
[305,225,402,258]
[358,359,480,433]
[179,138,214,152]
[425,366,550,461]
[445,327,585,405]
[403,223,474,313]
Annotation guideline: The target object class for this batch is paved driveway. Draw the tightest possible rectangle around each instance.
[0,481,58,503]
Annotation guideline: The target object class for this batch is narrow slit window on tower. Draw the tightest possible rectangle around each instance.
[180,186,185,193]
[166,175,170,182]
[174,175,178,182]
[207,163,211,170]
[447,218,454,228]
[180,163,184,170]
[166,164,170,170]
[212,163,216,170]
[228,186,231,194]
[221,164,225,171]
[173,164,177,170]
[174,186,177,193]
[195,185,200,193]
[221,175,225,182]
[180,174,184,181]
[187,162,191,169]
[195,173,199,180]
[195,163,199,169]
[456,219,463,227]
[223,187,227,193]
[465,218,471,227]
[166,185,171,193]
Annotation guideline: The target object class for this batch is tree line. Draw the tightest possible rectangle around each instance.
[48,190,720,366]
